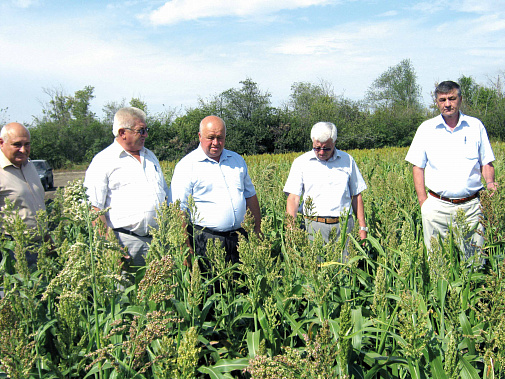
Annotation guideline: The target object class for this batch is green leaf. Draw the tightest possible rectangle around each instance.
[247,331,261,357]
[198,358,250,375]
[458,355,481,379]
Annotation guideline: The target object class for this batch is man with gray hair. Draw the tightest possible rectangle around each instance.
[84,107,169,269]
[284,121,368,245]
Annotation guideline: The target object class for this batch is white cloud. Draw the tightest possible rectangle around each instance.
[11,0,39,8]
[412,0,505,14]
[378,10,398,17]
[147,0,335,25]
[271,21,397,56]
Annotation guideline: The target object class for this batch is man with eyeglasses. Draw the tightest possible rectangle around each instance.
[169,115,261,264]
[84,107,169,271]
[284,122,368,246]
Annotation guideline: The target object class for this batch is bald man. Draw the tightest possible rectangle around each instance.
[0,123,45,266]
[169,115,261,264]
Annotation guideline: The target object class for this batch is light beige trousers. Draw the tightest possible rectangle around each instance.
[421,195,484,259]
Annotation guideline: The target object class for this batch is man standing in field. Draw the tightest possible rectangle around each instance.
[405,80,497,257]
[0,122,46,266]
[284,121,368,246]
[169,115,261,264]
[84,107,169,269]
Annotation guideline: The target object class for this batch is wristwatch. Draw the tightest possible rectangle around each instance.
[359,226,368,232]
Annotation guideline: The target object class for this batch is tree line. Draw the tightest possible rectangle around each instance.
[21,59,505,168]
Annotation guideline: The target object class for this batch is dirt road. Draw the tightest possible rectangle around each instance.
[44,171,86,201]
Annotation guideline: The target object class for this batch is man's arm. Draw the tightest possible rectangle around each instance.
[412,165,428,207]
[481,162,498,191]
[286,193,300,219]
[91,206,108,236]
[351,193,367,240]
[246,194,262,234]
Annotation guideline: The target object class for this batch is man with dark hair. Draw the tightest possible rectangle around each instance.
[406,80,497,257]
[169,115,261,264]
[84,107,169,269]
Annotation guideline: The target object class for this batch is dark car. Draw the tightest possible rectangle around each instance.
[32,160,54,191]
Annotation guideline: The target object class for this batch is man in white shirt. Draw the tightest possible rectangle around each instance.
[169,115,261,264]
[405,80,497,257]
[84,107,169,268]
[284,122,368,245]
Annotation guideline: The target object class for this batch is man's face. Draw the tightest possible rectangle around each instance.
[0,127,31,167]
[312,138,335,161]
[199,120,225,161]
[436,89,462,119]
[121,119,147,152]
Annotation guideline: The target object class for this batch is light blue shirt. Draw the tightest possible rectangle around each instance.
[405,112,495,198]
[283,149,367,217]
[84,140,169,236]
[169,145,256,231]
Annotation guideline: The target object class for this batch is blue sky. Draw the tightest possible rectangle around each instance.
[1,0,505,124]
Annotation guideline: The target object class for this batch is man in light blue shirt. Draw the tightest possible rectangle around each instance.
[169,115,261,263]
[405,80,497,257]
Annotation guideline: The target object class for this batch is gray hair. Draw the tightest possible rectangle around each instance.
[435,81,461,98]
[311,122,337,143]
[112,107,146,137]
[0,123,30,142]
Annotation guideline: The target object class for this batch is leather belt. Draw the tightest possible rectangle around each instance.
[113,228,152,239]
[193,224,245,237]
[428,190,479,204]
[304,216,340,224]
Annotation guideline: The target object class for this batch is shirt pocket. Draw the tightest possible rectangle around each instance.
[327,167,351,198]
[463,140,479,162]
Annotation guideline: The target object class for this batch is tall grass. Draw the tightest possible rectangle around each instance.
[0,143,504,378]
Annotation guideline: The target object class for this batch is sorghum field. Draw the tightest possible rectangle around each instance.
[1,143,505,379]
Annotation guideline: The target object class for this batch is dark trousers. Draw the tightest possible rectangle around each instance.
[187,224,247,264]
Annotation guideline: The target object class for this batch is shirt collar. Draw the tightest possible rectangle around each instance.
[310,148,340,162]
[0,149,26,169]
[436,112,468,131]
[113,139,145,158]
[196,145,230,163]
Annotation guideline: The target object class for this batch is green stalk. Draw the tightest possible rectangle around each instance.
[86,207,102,379]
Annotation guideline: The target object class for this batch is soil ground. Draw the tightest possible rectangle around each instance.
[44,171,86,201]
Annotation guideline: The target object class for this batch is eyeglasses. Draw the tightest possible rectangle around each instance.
[313,147,333,152]
[124,127,149,136]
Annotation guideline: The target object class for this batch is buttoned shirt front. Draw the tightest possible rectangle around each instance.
[405,112,495,198]
[0,150,45,232]
[169,146,256,232]
[283,148,367,217]
[84,140,169,236]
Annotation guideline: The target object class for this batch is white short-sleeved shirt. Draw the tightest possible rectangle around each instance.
[283,149,367,217]
[405,113,495,198]
[84,140,169,236]
[169,146,256,232]
[0,150,45,231]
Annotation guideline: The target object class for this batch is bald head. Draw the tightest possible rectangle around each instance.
[199,115,226,133]
[198,115,226,161]
[0,123,31,167]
